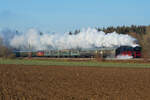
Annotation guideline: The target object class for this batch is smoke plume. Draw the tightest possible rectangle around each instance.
[0,28,137,51]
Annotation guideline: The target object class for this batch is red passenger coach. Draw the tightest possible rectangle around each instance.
[36,51,44,56]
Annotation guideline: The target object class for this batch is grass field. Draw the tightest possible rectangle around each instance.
[0,58,150,68]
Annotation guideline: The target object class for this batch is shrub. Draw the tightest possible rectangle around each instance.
[0,37,15,58]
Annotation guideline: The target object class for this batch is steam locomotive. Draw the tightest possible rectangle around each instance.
[14,45,142,58]
[116,46,141,58]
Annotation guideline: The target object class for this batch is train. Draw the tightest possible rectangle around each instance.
[14,45,142,59]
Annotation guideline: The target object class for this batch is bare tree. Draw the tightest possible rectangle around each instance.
[136,26,150,58]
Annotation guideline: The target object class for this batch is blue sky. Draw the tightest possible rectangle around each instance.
[0,0,150,32]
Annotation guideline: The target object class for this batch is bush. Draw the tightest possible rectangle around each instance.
[0,37,15,59]
[0,45,15,58]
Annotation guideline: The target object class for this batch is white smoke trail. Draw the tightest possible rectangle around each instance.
[0,28,137,50]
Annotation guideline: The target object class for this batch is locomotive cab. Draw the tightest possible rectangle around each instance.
[133,46,142,58]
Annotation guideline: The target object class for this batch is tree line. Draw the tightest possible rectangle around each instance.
[69,25,148,35]
[97,25,147,34]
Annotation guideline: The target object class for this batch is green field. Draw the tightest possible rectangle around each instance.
[0,58,150,68]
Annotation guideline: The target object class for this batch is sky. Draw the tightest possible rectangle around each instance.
[0,0,150,33]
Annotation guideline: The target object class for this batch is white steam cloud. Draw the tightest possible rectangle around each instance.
[0,28,137,50]
[116,55,133,59]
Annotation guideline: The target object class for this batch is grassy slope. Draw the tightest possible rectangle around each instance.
[0,58,150,68]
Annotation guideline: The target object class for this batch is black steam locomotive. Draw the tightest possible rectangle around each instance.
[116,46,141,58]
